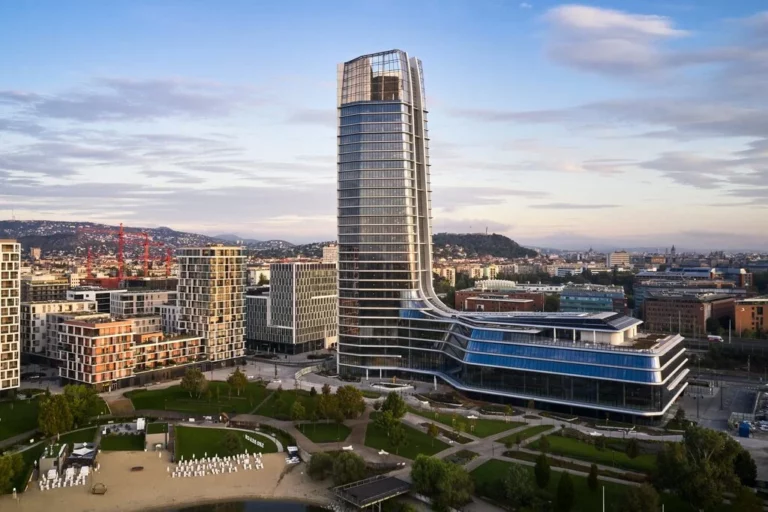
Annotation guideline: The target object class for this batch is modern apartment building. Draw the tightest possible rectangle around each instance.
[128,314,163,335]
[336,50,687,421]
[20,300,97,361]
[643,293,735,337]
[110,289,177,317]
[246,263,338,354]
[177,245,245,363]
[154,303,179,334]
[322,245,339,265]
[21,274,69,302]
[0,240,21,392]
[734,297,768,337]
[434,266,456,287]
[606,251,631,268]
[560,284,627,314]
[67,287,127,313]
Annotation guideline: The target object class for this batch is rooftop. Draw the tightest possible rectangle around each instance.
[738,296,768,304]
[24,299,97,305]
[646,292,736,303]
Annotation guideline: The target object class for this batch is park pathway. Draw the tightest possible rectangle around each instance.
[0,430,37,450]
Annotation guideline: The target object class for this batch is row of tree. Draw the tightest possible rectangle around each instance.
[308,451,367,486]
[277,383,366,428]
[179,367,249,399]
[411,455,474,512]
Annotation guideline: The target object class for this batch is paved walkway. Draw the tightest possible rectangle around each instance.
[0,430,37,450]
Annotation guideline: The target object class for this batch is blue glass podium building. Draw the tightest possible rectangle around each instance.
[336,50,688,420]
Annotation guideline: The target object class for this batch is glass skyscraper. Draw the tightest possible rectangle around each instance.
[336,50,688,421]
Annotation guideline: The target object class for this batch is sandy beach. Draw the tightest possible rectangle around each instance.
[2,451,332,512]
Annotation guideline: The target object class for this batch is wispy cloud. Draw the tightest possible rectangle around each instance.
[529,203,619,210]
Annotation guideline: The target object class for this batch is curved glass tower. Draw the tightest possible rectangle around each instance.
[336,50,688,420]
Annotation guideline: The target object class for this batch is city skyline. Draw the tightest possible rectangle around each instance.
[1,1,767,250]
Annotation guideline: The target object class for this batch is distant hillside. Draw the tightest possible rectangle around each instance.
[433,233,537,259]
[215,233,294,250]
[0,220,223,256]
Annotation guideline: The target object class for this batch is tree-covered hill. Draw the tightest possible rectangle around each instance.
[432,233,537,259]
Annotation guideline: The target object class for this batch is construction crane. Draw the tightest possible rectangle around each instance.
[78,223,126,280]
[125,233,164,277]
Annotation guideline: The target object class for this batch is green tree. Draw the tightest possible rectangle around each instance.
[655,424,741,511]
[412,455,444,497]
[734,448,758,487]
[625,438,640,459]
[321,383,331,396]
[427,423,439,447]
[539,435,550,453]
[502,463,535,508]
[555,472,574,512]
[504,405,513,421]
[336,385,366,419]
[731,486,763,512]
[333,408,346,437]
[227,367,248,396]
[257,273,269,285]
[411,455,473,512]
[63,384,99,427]
[181,367,205,398]
[309,386,318,398]
[373,400,382,411]
[332,451,366,485]
[291,401,306,429]
[0,453,24,494]
[38,393,73,437]
[220,431,242,455]
[375,410,399,438]
[587,463,599,492]
[544,295,560,312]
[318,393,337,421]
[534,453,551,489]
[381,392,407,420]
[621,484,660,512]
[307,452,334,480]
[390,424,407,455]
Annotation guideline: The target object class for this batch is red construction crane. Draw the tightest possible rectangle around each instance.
[125,233,164,277]
[78,223,125,280]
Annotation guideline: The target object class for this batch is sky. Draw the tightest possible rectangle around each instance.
[0,1,766,251]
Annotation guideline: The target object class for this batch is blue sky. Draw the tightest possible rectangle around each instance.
[0,1,766,250]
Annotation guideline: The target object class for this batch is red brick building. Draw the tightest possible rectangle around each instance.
[643,293,735,337]
[455,289,545,311]
[464,295,536,313]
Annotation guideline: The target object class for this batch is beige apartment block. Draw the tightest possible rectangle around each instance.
[58,318,135,385]
[0,240,21,391]
[20,300,98,359]
[177,245,245,362]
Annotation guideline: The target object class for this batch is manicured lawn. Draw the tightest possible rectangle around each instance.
[101,434,145,451]
[408,407,523,438]
[125,381,269,415]
[361,390,382,399]
[146,422,168,434]
[58,427,97,447]
[365,412,449,459]
[0,398,40,442]
[258,389,318,420]
[499,425,553,445]
[174,426,278,460]
[91,397,111,417]
[530,434,656,473]
[471,459,692,512]
[298,422,351,443]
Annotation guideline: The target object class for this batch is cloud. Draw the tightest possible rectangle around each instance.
[543,5,689,76]
[286,108,335,127]
[519,2,532,9]
[432,186,550,212]
[528,203,619,210]
[0,78,261,122]
[432,219,514,234]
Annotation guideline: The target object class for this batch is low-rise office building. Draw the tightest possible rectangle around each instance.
[463,295,536,313]
[735,297,768,337]
[20,300,97,361]
[607,251,630,268]
[560,284,627,314]
[456,281,547,311]
[110,290,177,317]
[643,293,735,337]
[67,287,127,313]
[246,263,337,354]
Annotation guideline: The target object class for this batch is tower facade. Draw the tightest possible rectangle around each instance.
[335,51,689,421]
[177,245,245,362]
[0,240,21,392]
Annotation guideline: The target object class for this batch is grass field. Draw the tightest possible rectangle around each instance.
[298,422,351,443]
[471,459,692,512]
[0,398,40,442]
[361,390,382,399]
[365,412,449,459]
[408,407,523,438]
[498,425,553,445]
[58,427,97,447]
[529,434,656,473]
[125,381,269,415]
[91,397,111,417]
[502,450,645,483]
[174,427,278,460]
[146,422,168,434]
[258,389,318,420]
[101,434,145,451]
